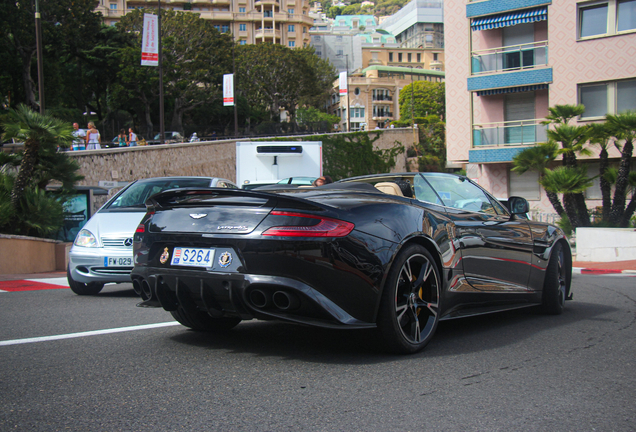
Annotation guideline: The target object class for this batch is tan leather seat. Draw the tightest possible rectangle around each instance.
[375,182,404,196]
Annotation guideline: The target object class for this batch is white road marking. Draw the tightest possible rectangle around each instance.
[0,321,181,347]
[26,277,70,287]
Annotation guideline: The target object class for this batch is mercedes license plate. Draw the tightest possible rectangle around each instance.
[105,257,133,267]
[171,247,214,268]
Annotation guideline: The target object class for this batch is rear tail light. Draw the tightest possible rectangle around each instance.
[136,211,155,233]
[262,211,354,237]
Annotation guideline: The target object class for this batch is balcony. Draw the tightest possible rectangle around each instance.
[372,95,393,102]
[471,41,548,75]
[255,0,280,6]
[472,119,547,147]
[372,112,393,119]
[255,28,281,39]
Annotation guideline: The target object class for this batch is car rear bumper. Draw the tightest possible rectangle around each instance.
[69,247,133,284]
[131,267,375,329]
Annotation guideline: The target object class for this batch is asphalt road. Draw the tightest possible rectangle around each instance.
[1,274,634,431]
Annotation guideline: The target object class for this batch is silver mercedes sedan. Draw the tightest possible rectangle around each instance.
[67,176,238,295]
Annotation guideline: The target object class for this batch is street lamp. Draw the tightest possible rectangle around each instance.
[34,0,45,113]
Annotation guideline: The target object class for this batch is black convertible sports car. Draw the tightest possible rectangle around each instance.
[131,172,572,354]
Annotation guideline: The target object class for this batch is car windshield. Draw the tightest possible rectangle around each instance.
[106,178,212,209]
[417,173,505,215]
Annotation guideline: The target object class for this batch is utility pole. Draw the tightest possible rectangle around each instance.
[158,0,165,144]
[344,54,350,132]
[34,0,45,113]
[411,68,416,145]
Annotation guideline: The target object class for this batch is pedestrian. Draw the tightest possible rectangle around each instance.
[85,122,101,150]
[312,175,333,187]
[211,131,217,140]
[128,128,138,146]
[71,123,86,151]
[117,129,127,147]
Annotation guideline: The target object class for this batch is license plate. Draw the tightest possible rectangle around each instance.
[105,257,133,267]
[171,247,214,268]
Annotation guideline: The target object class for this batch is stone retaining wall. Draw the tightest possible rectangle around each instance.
[66,129,415,208]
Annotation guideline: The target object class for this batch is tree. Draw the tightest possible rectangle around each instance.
[540,166,594,229]
[605,111,636,226]
[0,105,83,237]
[512,142,565,217]
[116,10,234,135]
[0,0,102,110]
[398,81,445,120]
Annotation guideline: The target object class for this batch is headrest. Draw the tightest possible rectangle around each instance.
[375,182,404,196]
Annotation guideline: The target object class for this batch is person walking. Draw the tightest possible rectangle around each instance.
[117,129,127,147]
[128,128,138,147]
[85,122,101,150]
[71,123,86,151]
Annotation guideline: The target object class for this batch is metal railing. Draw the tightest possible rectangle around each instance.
[471,41,548,75]
[472,119,548,147]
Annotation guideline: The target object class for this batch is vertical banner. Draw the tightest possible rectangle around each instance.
[339,71,348,95]
[223,74,234,106]
[141,13,159,66]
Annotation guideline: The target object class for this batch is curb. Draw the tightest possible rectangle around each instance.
[573,267,636,275]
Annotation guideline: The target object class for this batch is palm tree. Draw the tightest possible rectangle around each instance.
[542,104,586,125]
[544,106,593,227]
[622,172,636,227]
[605,111,636,226]
[587,123,615,223]
[540,166,594,228]
[512,142,565,217]
[1,105,74,208]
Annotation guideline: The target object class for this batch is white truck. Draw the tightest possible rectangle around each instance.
[236,141,322,189]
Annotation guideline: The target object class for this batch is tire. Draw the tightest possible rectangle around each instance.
[540,242,568,315]
[67,266,104,296]
[170,307,241,332]
[377,244,441,354]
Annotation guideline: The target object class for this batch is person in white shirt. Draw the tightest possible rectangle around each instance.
[71,123,86,151]
[85,122,101,150]
[128,128,138,146]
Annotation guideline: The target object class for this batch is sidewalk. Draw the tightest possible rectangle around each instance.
[1,261,635,282]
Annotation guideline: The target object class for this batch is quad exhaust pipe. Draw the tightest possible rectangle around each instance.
[132,277,153,301]
[249,289,301,311]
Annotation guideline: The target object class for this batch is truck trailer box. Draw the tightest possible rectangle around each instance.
[236,141,322,187]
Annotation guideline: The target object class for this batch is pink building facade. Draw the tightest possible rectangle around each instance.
[445,0,636,214]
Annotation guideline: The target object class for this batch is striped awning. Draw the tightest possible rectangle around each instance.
[471,7,548,31]
[476,84,549,96]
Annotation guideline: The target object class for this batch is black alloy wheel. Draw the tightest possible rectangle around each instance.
[540,242,567,315]
[378,244,441,354]
[67,266,104,296]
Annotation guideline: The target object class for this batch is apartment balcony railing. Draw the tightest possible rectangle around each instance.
[372,112,393,119]
[472,119,548,147]
[372,95,393,102]
[255,28,281,39]
[471,41,548,75]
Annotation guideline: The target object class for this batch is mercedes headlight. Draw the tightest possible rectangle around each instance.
[74,229,98,247]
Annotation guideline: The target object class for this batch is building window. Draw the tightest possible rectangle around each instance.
[316,50,322,56]
[579,0,636,39]
[214,25,220,31]
[240,40,247,45]
[288,24,295,32]
[239,7,246,12]
[398,53,403,62]
[354,87,360,95]
[351,107,365,118]
[579,78,636,118]
[109,3,117,9]
[239,24,246,31]
[222,25,229,33]
[417,53,421,63]
[389,52,393,62]
[433,53,438,61]
[510,170,541,201]
[288,8,294,13]
[303,26,307,33]
[264,10,272,17]
[408,53,412,62]
[289,41,295,47]
[336,49,343,56]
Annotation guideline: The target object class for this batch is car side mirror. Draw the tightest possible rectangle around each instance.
[508,196,529,215]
